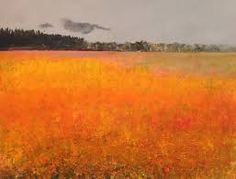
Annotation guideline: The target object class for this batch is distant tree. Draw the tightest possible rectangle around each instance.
[0,28,87,50]
[0,27,231,52]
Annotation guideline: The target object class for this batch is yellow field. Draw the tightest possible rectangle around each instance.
[0,51,235,178]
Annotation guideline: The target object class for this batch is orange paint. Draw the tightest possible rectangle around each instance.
[0,51,235,178]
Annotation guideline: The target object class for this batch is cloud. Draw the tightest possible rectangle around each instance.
[39,23,54,29]
[62,18,110,34]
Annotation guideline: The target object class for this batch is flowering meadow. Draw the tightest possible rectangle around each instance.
[0,51,235,178]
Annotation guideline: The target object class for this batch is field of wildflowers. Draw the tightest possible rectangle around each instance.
[0,51,235,178]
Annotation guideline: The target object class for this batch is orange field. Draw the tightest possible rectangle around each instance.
[0,51,235,178]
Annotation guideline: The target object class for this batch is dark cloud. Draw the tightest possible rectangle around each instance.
[39,23,54,29]
[62,19,110,34]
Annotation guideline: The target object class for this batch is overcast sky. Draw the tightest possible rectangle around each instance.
[0,0,236,44]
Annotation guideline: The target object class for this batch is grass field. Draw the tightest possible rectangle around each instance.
[0,51,235,178]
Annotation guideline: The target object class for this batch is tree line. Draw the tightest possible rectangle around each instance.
[0,28,86,50]
[0,28,235,52]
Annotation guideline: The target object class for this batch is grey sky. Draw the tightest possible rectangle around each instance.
[0,0,236,44]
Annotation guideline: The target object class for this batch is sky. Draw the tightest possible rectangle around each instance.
[0,0,236,44]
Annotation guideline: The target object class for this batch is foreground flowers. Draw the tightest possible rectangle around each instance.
[0,52,235,178]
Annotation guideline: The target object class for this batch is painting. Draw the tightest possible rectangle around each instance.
[0,0,235,178]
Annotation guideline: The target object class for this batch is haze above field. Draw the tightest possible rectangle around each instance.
[0,0,236,45]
